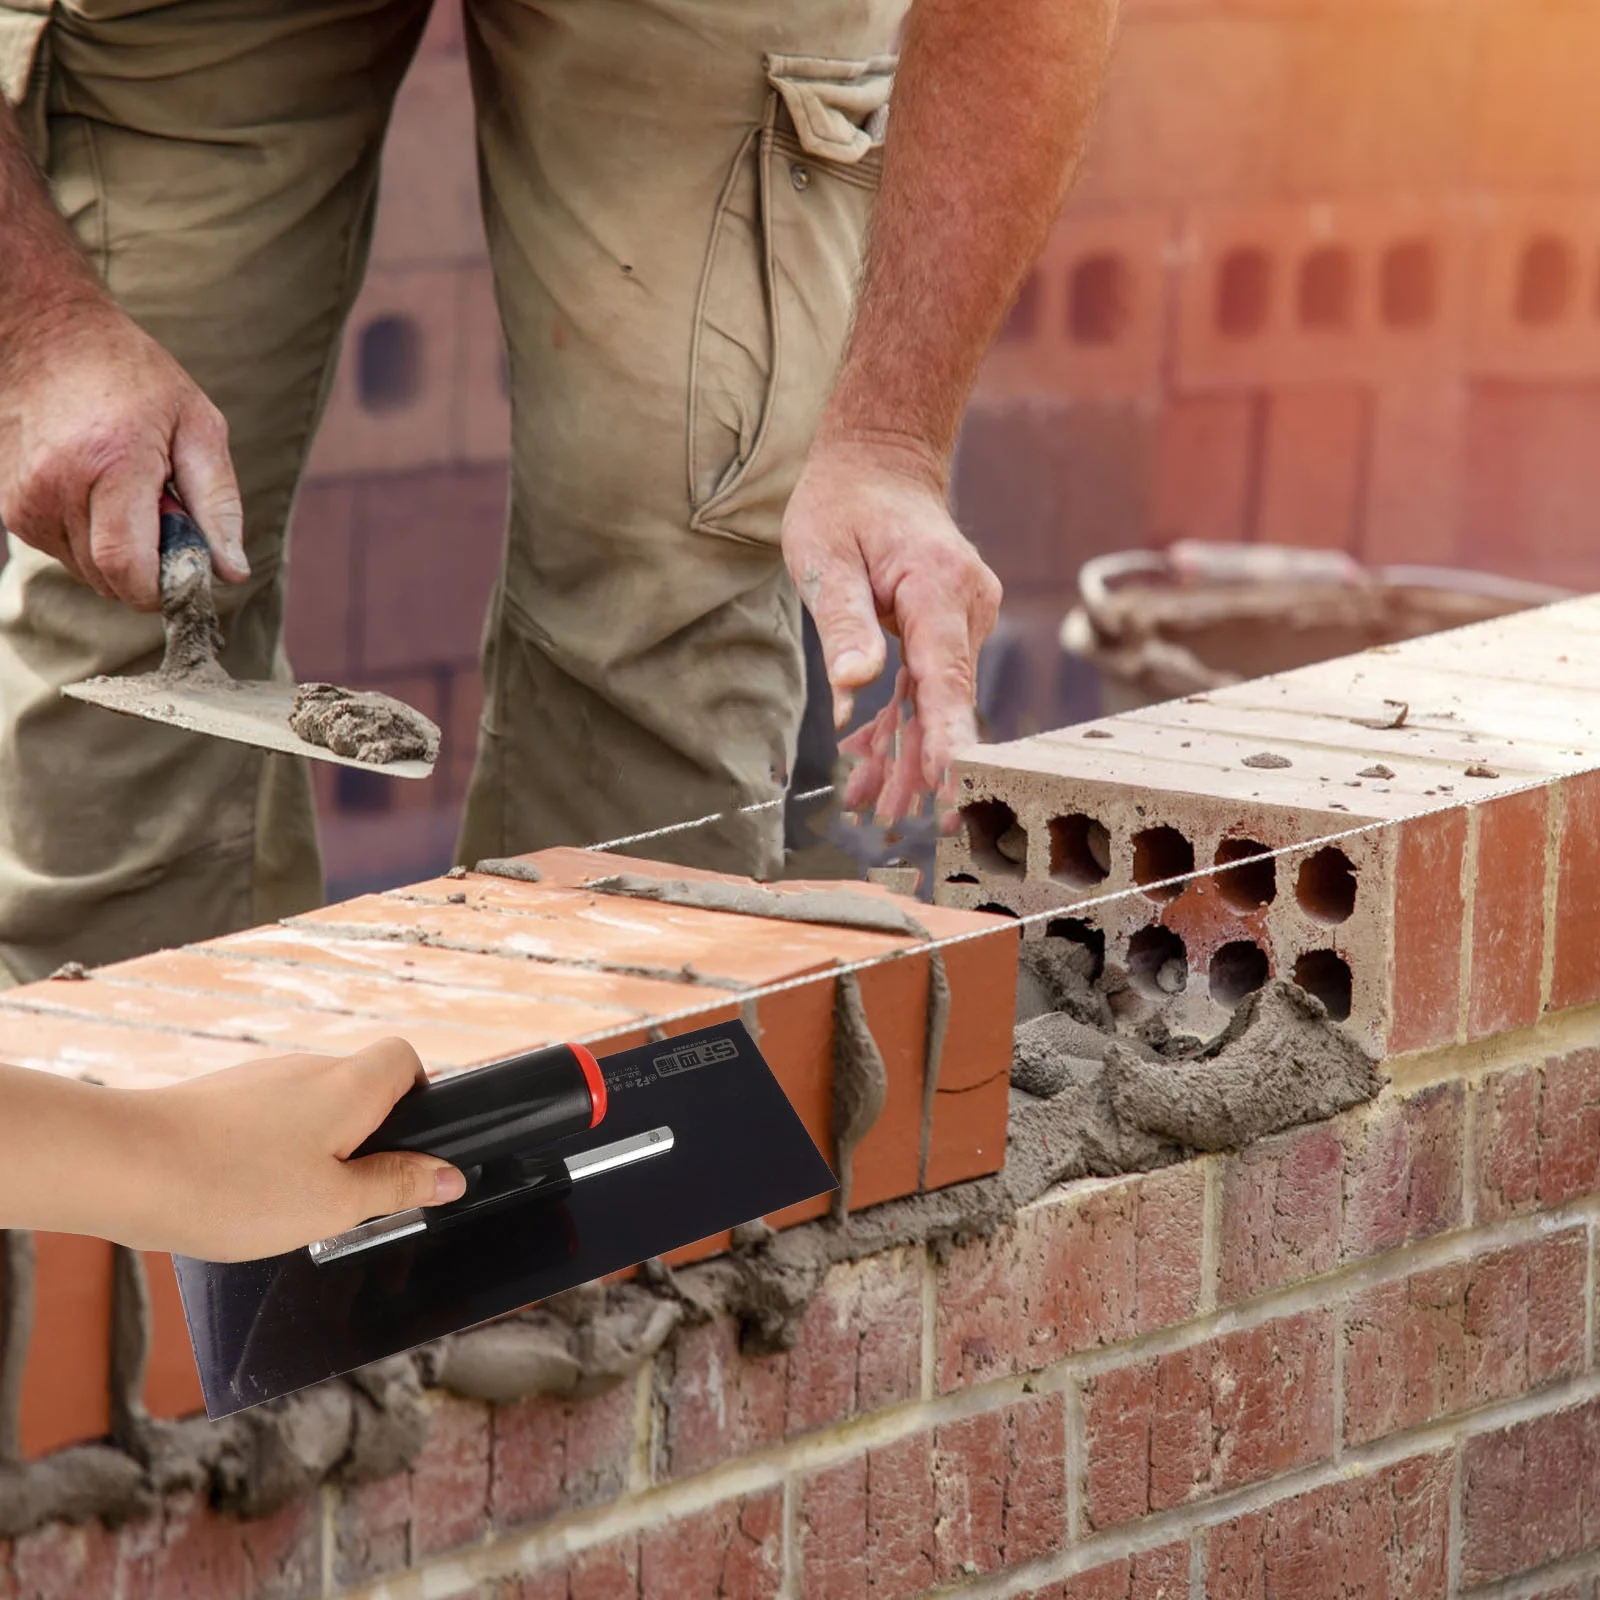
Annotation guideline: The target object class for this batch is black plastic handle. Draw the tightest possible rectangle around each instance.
[353,1041,606,1171]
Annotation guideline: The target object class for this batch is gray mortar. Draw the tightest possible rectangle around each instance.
[830,973,888,1221]
[475,858,544,883]
[157,543,229,684]
[584,873,932,940]
[289,684,441,766]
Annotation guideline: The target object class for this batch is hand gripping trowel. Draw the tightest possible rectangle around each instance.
[62,492,438,778]
[172,1019,838,1417]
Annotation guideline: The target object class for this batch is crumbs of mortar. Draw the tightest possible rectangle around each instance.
[289,683,440,766]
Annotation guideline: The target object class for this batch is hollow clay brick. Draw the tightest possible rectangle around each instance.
[1468,788,1550,1038]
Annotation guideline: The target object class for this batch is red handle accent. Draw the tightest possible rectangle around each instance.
[570,1043,607,1128]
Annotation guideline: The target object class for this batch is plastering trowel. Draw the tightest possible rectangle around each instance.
[172,1019,838,1417]
[62,493,438,779]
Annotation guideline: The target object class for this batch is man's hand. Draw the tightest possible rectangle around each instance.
[783,436,1001,823]
[0,1039,466,1262]
[0,300,248,609]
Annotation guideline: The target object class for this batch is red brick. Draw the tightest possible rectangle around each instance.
[659,1319,788,1479]
[355,465,505,674]
[1205,1452,1451,1600]
[1218,1122,1342,1303]
[1256,385,1370,551]
[569,1536,640,1600]
[933,1395,1067,1583]
[490,1383,638,1529]
[1461,1397,1600,1588]
[638,1490,783,1600]
[799,1436,939,1600]
[8,1495,317,1600]
[1474,9,1600,191]
[1150,393,1259,545]
[334,1470,412,1588]
[1054,1543,1192,1600]
[1553,770,1600,1011]
[410,1394,491,1559]
[1388,809,1466,1055]
[661,1249,923,1479]
[1476,1053,1600,1221]
[284,478,357,682]
[1339,1083,1464,1262]
[1342,1231,1587,1447]
[1470,788,1550,1038]
[18,1232,112,1459]
[937,1165,1205,1391]
[1084,1311,1334,1530]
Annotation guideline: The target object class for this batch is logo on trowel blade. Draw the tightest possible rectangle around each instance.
[652,1036,740,1077]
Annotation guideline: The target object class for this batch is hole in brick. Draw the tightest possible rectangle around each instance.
[1050,813,1112,887]
[1216,248,1272,339]
[960,799,1027,877]
[975,902,1020,919]
[1294,949,1353,1020]
[357,314,423,413]
[1213,838,1276,910]
[1298,245,1354,329]
[1069,254,1130,344]
[1516,234,1572,325]
[1132,826,1195,902]
[1210,939,1269,1007]
[944,872,979,884]
[1001,270,1042,342]
[1129,925,1187,997]
[1380,239,1437,328]
[335,765,394,815]
[1046,917,1106,981]
[1296,847,1357,924]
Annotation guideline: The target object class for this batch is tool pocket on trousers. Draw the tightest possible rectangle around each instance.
[687,54,894,550]
[0,5,51,164]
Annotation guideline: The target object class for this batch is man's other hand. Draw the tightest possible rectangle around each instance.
[783,435,1001,825]
[0,300,247,608]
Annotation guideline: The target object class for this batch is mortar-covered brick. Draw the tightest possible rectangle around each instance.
[1389,808,1467,1055]
[1339,1081,1465,1262]
[1083,1309,1335,1529]
[1475,1051,1600,1221]
[659,1249,923,1479]
[568,1535,639,1600]
[489,1382,639,1530]
[1469,788,1550,1038]
[1552,769,1600,1012]
[5,1494,318,1600]
[1203,1452,1451,1600]
[933,1395,1067,1583]
[798,1435,937,1600]
[1342,1230,1587,1447]
[936,1165,1205,1391]
[1460,1397,1600,1588]
[333,1470,412,1589]
[1218,1123,1342,1301]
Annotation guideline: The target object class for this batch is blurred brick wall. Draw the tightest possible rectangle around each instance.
[956,0,1600,609]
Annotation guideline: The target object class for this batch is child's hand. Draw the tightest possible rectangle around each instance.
[137,1038,467,1261]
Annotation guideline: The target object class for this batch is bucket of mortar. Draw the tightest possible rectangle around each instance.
[1060,541,1574,716]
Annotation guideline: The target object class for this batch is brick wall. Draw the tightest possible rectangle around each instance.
[5,602,1600,1596]
[9,1046,1600,1600]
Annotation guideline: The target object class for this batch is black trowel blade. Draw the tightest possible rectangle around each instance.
[172,1021,837,1418]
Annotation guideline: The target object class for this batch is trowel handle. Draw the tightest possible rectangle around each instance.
[353,1041,609,1170]
[157,490,211,595]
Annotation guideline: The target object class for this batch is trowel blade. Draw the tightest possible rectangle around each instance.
[172,1020,839,1418]
[62,674,434,779]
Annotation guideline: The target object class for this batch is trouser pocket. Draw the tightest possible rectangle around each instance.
[0,5,51,162]
[687,53,895,549]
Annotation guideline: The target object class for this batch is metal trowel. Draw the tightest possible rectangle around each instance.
[62,493,438,779]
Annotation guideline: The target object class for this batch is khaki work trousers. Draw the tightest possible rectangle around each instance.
[0,0,902,984]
